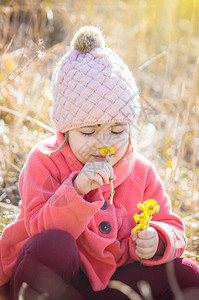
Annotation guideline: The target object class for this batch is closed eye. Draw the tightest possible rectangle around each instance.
[80,130,124,135]
[111,131,124,134]
[81,131,95,136]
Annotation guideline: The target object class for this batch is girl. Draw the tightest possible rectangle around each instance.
[0,26,199,300]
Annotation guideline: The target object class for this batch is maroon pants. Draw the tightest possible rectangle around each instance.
[10,229,199,300]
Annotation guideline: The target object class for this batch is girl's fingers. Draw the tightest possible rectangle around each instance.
[87,168,110,185]
[96,169,116,184]
[88,161,114,176]
[87,171,104,187]
[136,237,155,248]
[135,230,159,259]
[104,162,115,179]
[131,231,137,241]
[95,168,111,185]
[137,227,156,239]
[75,161,116,195]
[111,174,117,181]
[136,245,155,255]
[86,162,115,184]
[135,247,155,259]
[74,171,104,195]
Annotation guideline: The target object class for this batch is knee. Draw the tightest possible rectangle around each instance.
[21,229,80,274]
[10,230,80,300]
[174,258,199,287]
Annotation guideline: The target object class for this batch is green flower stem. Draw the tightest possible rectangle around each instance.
[109,179,115,205]
[106,153,115,205]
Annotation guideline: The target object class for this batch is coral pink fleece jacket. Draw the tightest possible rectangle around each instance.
[0,133,186,290]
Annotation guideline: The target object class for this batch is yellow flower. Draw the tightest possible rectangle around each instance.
[99,147,115,155]
[134,212,149,223]
[142,199,159,216]
[134,212,149,228]
[132,199,159,234]
[132,224,142,234]
[137,202,143,210]
[133,213,140,223]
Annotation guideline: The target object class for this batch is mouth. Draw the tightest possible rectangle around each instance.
[92,154,114,161]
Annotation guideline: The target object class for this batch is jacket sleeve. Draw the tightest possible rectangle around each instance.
[19,148,104,239]
[129,160,187,265]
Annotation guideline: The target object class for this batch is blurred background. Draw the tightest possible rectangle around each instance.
[0,0,198,261]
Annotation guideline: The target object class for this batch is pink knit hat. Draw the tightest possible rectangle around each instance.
[51,26,140,133]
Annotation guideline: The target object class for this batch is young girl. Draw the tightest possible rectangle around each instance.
[0,26,199,300]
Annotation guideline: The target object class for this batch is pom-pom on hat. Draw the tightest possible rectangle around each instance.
[51,26,140,133]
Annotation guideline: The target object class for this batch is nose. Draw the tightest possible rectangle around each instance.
[94,130,112,149]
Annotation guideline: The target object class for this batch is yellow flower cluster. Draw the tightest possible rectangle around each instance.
[132,199,159,234]
[99,147,115,155]
[99,147,115,205]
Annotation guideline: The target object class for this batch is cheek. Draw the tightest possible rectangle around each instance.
[112,133,129,151]
[111,135,129,164]
[117,142,129,159]
[69,134,94,163]
[68,133,84,157]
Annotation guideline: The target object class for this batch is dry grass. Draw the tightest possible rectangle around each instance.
[0,0,198,269]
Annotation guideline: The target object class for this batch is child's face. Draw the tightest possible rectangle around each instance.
[68,123,130,166]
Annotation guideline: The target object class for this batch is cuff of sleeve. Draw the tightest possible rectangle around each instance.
[155,231,166,257]
[141,221,186,266]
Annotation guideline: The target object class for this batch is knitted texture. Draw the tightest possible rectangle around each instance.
[51,31,140,133]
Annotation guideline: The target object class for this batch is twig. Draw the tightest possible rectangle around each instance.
[137,281,153,300]
[0,193,7,202]
[0,105,55,133]
[183,212,199,221]
[0,53,38,90]
[2,35,15,58]
[108,280,144,300]
[5,159,21,172]
[138,51,167,70]
[18,282,28,300]
[166,261,185,300]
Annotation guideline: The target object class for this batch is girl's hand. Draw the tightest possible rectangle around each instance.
[73,161,116,196]
[132,226,159,259]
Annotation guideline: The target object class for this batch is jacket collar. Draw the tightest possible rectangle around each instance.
[56,132,134,192]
